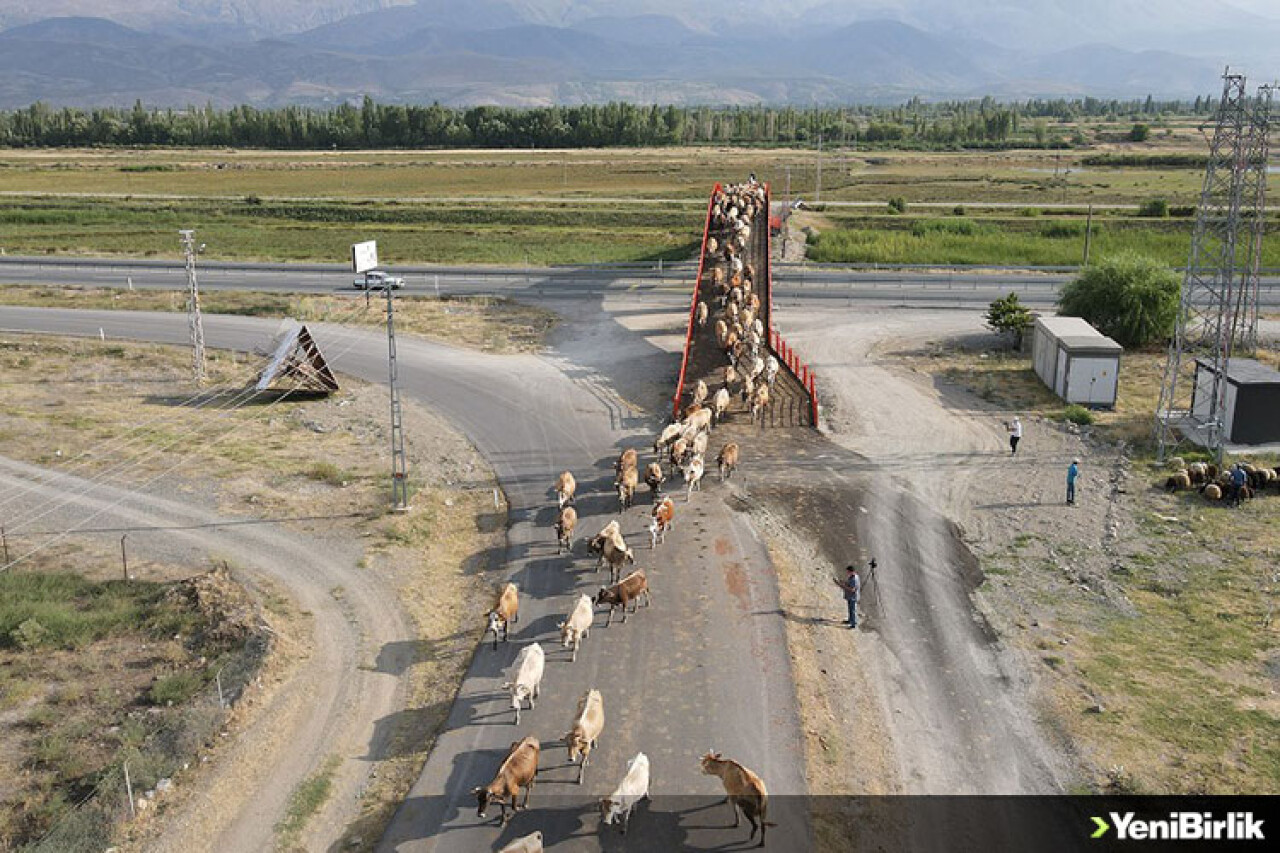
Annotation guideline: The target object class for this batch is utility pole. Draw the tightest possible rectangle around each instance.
[815,132,823,205]
[179,230,206,385]
[385,286,410,511]
[1083,204,1094,266]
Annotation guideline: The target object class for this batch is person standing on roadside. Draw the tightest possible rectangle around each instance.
[1007,416,1023,455]
[836,565,861,628]
[1067,457,1080,505]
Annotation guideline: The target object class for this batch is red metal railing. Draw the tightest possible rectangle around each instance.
[672,182,722,419]
[762,184,820,427]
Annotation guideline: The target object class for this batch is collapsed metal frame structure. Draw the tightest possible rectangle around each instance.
[1155,70,1275,462]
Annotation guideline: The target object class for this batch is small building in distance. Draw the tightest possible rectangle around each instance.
[1192,357,1280,446]
[1031,316,1123,409]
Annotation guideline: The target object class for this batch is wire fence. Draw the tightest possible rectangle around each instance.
[20,632,268,852]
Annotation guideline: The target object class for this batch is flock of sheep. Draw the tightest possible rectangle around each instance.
[466,182,776,851]
[1162,457,1280,503]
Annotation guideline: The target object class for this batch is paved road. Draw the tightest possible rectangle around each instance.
[0,305,809,851]
[10,255,1280,311]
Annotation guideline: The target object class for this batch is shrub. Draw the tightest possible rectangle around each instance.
[1058,253,1180,347]
[1137,198,1169,218]
[911,217,988,237]
[887,197,907,215]
[1040,221,1086,239]
[952,205,966,216]
[1062,405,1096,425]
[149,670,204,706]
[1129,123,1151,142]
[984,293,1034,348]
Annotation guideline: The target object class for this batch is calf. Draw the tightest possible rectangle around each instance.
[565,688,604,784]
[750,384,770,424]
[498,832,543,853]
[596,569,651,626]
[555,471,576,508]
[649,497,675,548]
[600,752,650,835]
[555,505,577,555]
[484,583,519,650]
[644,461,665,497]
[696,300,709,329]
[473,736,539,826]
[503,643,545,725]
[699,751,774,846]
[558,594,594,662]
[717,442,740,481]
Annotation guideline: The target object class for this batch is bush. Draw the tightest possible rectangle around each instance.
[887,197,907,215]
[952,205,966,216]
[1040,221,1086,239]
[1058,253,1180,347]
[1062,404,1096,425]
[984,292,1034,348]
[1129,123,1151,142]
[1137,198,1169,218]
[911,217,988,237]
[149,670,204,706]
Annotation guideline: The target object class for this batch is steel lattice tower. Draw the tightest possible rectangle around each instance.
[178,229,207,385]
[1155,71,1272,462]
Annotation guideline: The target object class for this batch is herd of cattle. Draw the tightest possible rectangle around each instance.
[467,182,779,851]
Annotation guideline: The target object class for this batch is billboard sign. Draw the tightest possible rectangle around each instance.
[351,240,378,274]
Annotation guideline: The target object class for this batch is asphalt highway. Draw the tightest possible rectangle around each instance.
[9,256,1279,310]
[0,305,809,851]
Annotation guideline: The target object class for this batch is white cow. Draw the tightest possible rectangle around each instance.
[503,643,545,725]
[498,832,544,853]
[558,594,594,662]
[682,455,705,502]
[600,752,650,834]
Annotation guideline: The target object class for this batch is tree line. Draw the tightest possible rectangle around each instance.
[0,95,1217,150]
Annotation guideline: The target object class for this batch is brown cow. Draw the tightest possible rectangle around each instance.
[565,688,605,784]
[615,447,638,476]
[596,569,651,626]
[644,461,665,497]
[699,751,774,846]
[484,583,519,650]
[616,465,638,513]
[555,505,577,554]
[472,736,540,825]
[649,497,674,548]
[555,471,576,508]
[717,442,740,481]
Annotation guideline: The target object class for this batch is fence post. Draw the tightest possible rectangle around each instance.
[124,761,136,819]
[1,525,8,565]
[120,534,129,581]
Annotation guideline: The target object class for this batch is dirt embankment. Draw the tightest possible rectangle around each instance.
[0,335,505,852]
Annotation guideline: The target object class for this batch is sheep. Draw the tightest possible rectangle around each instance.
[555,471,576,509]
[706,237,719,256]
[689,431,708,462]
[749,355,766,382]
[724,363,739,390]
[682,454,705,501]
[697,301,709,330]
[1202,483,1223,501]
[669,437,688,467]
[717,442,739,481]
[741,373,756,404]
[1186,461,1208,485]
[616,465,638,512]
[1164,470,1191,492]
[555,505,577,554]
[711,387,731,425]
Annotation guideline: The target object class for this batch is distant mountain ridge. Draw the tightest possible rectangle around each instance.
[0,1,1273,108]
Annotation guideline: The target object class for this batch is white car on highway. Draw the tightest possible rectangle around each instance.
[353,270,404,290]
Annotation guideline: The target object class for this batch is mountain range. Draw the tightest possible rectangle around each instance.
[0,0,1276,108]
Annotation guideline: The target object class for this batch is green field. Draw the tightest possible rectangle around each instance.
[0,142,1246,266]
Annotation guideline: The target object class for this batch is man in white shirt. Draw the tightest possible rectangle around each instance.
[1007,416,1022,455]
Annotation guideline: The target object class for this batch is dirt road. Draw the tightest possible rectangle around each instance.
[0,454,413,852]
[767,307,1075,796]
